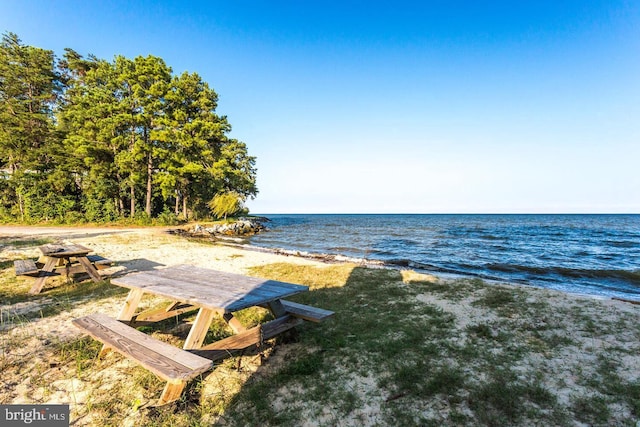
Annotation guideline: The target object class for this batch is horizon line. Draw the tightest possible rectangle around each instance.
[251,212,640,216]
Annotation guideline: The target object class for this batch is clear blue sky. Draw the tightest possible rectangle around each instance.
[2,1,639,213]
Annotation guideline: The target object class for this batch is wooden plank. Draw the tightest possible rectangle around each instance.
[194,326,261,361]
[280,300,335,322]
[39,244,68,255]
[14,259,38,276]
[60,264,86,275]
[86,254,113,265]
[258,315,304,340]
[165,301,182,312]
[86,254,113,270]
[111,266,309,313]
[47,255,111,276]
[132,303,198,323]
[75,313,213,371]
[151,265,307,295]
[39,243,91,257]
[113,265,308,296]
[226,286,302,312]
[190,315,304,361]
[112,274,250,304]
[72,313,212,381]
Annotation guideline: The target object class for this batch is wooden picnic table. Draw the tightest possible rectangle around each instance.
[112,264,311,349]
[29,243,103,294]
[73,265,334,404]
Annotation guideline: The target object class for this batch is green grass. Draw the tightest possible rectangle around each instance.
[0,237,54,248]
[0,277,127,326]
[214,263,640,426]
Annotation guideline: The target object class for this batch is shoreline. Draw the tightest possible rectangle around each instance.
[181,232,637,304]
[227,214,640,303]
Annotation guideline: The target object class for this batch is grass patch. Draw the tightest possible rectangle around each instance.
[571,394,611,425]
[0,278,127,326]
[0,237,54,249]
[224,264,563,426]
[218,263,640,426]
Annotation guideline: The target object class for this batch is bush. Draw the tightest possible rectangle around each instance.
[156,209,182,226]
[208,192,244,219]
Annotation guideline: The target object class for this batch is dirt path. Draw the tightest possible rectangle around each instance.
[0,225,155,239]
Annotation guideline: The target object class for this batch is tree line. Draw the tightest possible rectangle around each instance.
[0,32,257,223]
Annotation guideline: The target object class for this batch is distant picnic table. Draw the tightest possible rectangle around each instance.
[73,265,334,404]
[15,243,111,294]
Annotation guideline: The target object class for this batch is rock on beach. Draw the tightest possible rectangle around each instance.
[191,217,269,236]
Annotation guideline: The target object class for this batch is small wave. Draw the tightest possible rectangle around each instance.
[486,263,640,285]
[378,238,420,247]
[479,234,503,241]
[383,259,451,272]
[606,240,639,248]
[370,249,396,256]
[387,259,411,267]
[255,247,386,267]
[329,246,363,253]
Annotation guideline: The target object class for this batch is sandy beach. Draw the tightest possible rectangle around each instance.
[1,226,639,426]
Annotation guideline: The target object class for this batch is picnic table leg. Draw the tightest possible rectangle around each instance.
[63,258,72,283]
[29,257,58,294]
[99,289,145,357]
[117,289,144,321]
[267,299,299,341]
[223,312,247,333]
[267,300,288,318]
[159,381,187,405]
[76,256,102,282]
[183,308,215,350]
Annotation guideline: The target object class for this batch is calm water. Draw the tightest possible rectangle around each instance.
[248,214,640,300]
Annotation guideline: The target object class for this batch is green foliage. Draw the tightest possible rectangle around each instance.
[155,209,181,226]
[0,32,257,224]
[208,192,244,219]
[0,32,60,175]
[82,195,119,223]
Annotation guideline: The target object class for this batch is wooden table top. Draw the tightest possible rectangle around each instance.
[111,265,309,313]
[39,243,92,257]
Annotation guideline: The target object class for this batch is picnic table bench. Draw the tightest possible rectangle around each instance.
[73,265,333,405]
[14,259,39,276]
[14,244,112,294]
[73,313,213,403]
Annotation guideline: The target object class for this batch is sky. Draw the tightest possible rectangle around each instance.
[1,1,639,213]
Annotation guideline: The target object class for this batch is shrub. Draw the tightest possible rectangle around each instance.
[208,192,244,219]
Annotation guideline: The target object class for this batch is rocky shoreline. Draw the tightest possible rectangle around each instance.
[168,218,392,267]
[176,216,270,237]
